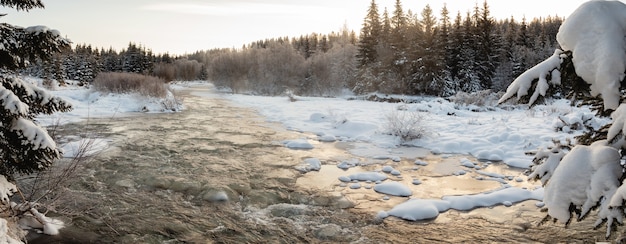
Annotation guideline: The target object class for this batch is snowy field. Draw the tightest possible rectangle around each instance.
[29,75,611,224]
[224,92,608,169]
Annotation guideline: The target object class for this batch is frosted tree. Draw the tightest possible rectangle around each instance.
[0,0,72,240]
[0,1,71,177]
[498,0,626,239]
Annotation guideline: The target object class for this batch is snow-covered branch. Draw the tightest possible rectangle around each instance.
[0,175,16,205]
[534,141,622,237]
[556,0,626,111]
[498,49,563,106]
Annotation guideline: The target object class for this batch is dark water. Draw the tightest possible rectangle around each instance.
[30,85,614,243]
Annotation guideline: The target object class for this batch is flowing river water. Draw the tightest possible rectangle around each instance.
[31,85,614,243]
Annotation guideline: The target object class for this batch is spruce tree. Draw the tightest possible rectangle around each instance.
[434,4,456,96]
[474,0,498,90]
[354,0,383,93]
[356,0,381,67]
[381,8,391,44]
[390,0,407,57]
[458,11,480,92]
[0,0,72,178]
[388,0,408,90]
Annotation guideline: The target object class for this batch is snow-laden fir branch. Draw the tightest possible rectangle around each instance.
[497,49,563,105]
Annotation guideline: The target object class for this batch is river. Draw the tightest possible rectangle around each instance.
[30,85,612,243]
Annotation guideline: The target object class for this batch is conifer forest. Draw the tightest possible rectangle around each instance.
[23,0,564,98]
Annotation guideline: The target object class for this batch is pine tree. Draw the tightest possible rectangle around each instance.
[412,4,442,95]
[474,0,499,90]
[381,8,391,44]
[448,11,464,83]
[517,17,530,47]
[355,0,383,93]
[458,11,480,92]
[319,35,330,53]
[388,0,409,92]
[390,0,407,57]
[356,0,382,67]
[434,4,456,96]
[0,0,72,178]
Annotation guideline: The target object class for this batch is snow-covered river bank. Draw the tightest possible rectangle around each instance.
[27,82,612,242]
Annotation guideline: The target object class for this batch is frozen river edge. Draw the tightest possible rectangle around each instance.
[32,83,610,243]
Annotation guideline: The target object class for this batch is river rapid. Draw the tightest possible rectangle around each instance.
[31,85,613,243]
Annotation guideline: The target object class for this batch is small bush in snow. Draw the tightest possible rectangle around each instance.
[285,89,297,102]
[327,108,347,127]
[93,72,168,98]
[449,90,504,107]
[383,109,426,141]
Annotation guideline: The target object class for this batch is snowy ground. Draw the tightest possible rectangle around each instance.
[224,93,608,169]
[219,91,610,221]
[36,78,610,223]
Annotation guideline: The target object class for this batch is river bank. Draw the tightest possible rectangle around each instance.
[31,84,609,243]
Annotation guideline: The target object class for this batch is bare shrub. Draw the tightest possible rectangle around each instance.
[93,72,167,97]
[449,90,504,107]
[174,59,202,81]
[16,138,96,205]
[42,78,57,90]
[153,63,176,82]
[326,108,348,127]
[206,49,250,94]
[285,89,297,102]
[384,109,426,142]
[162,88,184,111]
[9,120,105,232]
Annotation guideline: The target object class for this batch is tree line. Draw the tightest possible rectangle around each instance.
[22,42,206,85]
[196,0,563,97]
[23,0,563,98]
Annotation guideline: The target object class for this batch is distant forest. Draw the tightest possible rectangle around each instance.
[23,0,564,98]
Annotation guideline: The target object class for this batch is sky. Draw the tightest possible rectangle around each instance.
[0,0,593,55]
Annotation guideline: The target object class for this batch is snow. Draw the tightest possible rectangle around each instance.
[60,138,109,158]
[208,73,618,226]
[18,0,626,233]
[607,104,626,147]
[556,0,626,110]
[27,208,64,235]
[443,187,543,211]
[226,92,608,170]
[387,199,448,221]
[386,187,543,221]
[189,1,626,232]
[296,158,322,172]
[498,49,563,105]
[527,147,565,185]
[283,138,314,149]
[346,172,388,182]
[498,1,626,111]
[0,176,16,205]
[373,182,412,197]
[0,218,21,244]
[11,118,57,151]
[542,142,621,224]
[494,1,626,237]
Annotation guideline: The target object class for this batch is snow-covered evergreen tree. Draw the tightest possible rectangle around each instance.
[356,0,382,68]
[499,0,626,239]
[473,0,499,90]
[0,0,72,178]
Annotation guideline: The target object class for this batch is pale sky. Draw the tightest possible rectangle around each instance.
[0,0,596,55]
